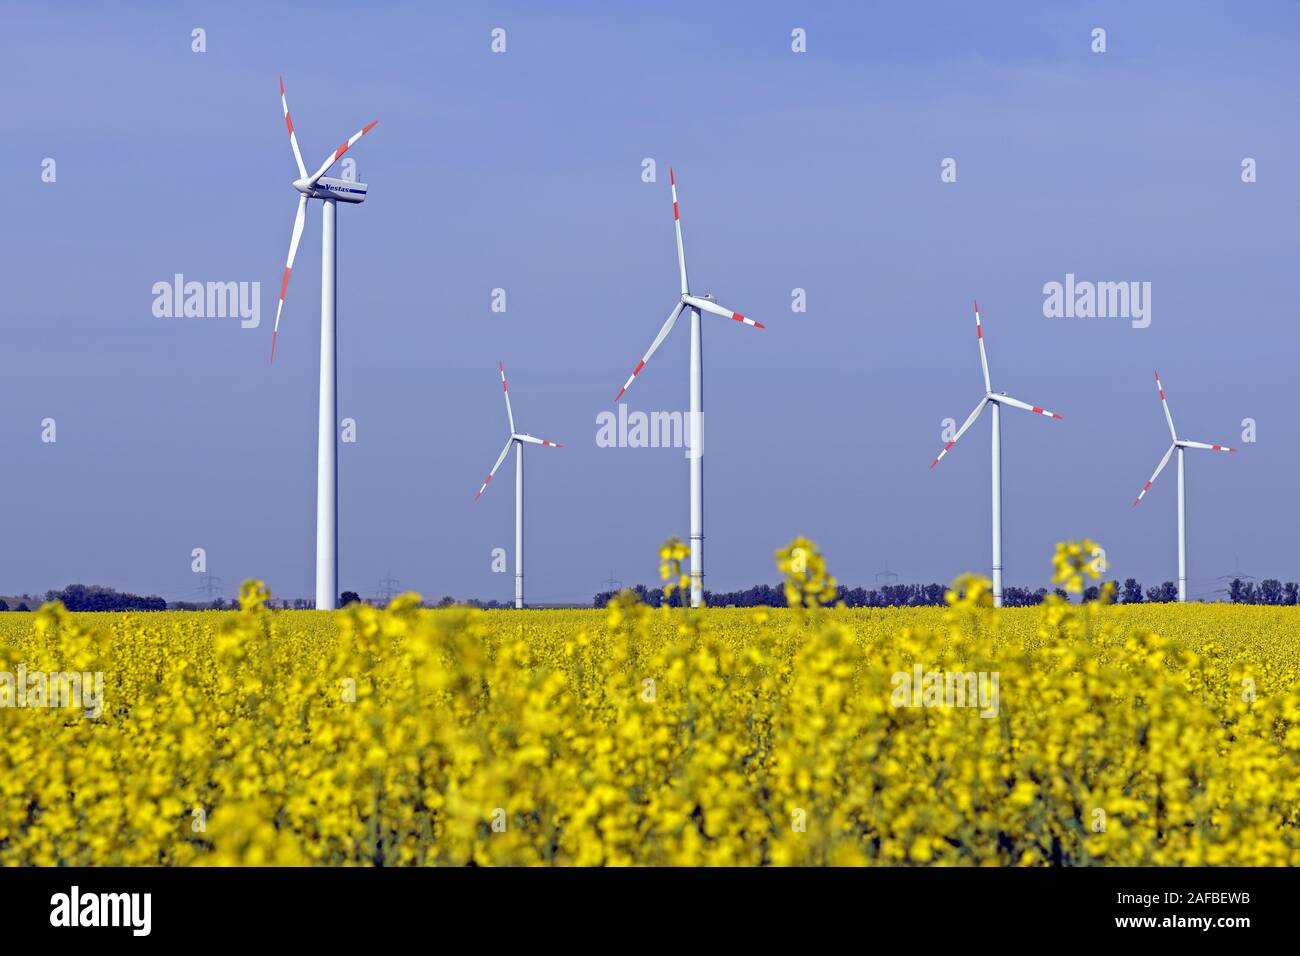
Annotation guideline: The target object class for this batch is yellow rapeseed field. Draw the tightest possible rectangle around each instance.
[1,539,1298,866]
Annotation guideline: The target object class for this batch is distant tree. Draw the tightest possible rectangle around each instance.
[1285,582,1299,606]
[15,602,29,612]
[1082,585,1100,603]
[1001,587,1046,606]
[43,583,165,612]
[1228,578,1247,603]
[1121,578,1144,604]
[1053,588,1069,601]
[1001,586,1043,607]
[843,586,868,607]
[340,591,361,606]
[1258,579,1283,605]
[0,599,7,612]
[881,584,911,607]
[1145,581,1178,603]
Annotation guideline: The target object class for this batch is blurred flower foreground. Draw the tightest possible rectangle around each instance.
[1,539,1298,866]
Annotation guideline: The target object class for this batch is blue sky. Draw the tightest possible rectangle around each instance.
[2,1,1296,602]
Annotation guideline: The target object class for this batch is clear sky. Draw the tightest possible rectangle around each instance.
[2,1,1296,603]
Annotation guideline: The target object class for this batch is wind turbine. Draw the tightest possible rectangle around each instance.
[269,76,378,611]
[1132,370,1237,602]
[475,362,562,609]
[929,300,1062,607]
[613,168,763,608]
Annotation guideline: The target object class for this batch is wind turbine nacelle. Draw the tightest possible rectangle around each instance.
[308,177,368,203]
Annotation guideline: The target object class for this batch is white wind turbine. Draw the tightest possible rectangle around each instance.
[613,168,763,608]
[475,362,562,609]
[269,77,378,611]
[929,300,1062,607]
[1132,370,1238,602]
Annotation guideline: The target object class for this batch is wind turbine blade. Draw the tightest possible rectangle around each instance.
[614,302,685,401]
[996,394,1063,420]
[279,76,308,179]
[515,434,561,447]
[683,294,764,329]
[498,361,515,434]
[1133,443,1176,506]
[930,397,988,469]
[974,299,991,393]
[1181,440,1237,452]
[1154,370,1177,440]
[307,119,379,187]
[475,437,515,500]
[670,168,688,295]
[270,194,309,363]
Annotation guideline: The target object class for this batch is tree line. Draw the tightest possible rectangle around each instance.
[33,584,164,612]
[592,577,1300,608]
[1,575,1294,613]
[1227,578,1300,604]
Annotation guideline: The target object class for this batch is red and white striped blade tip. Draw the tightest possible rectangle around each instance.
[929,442,955,469]
[616,360,646,401]
[341,121,379,155]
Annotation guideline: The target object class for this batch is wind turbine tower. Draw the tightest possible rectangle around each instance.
[929,301,1063,607]
[612,169,763,607]
[269,76,379,611]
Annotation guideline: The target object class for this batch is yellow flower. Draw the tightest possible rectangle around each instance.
[1051,539,1103,594]
[775,537,839,609]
